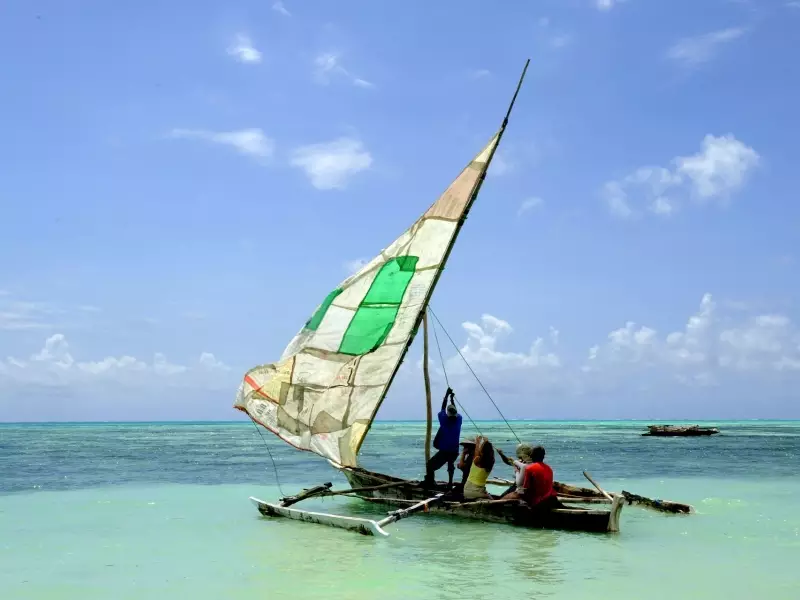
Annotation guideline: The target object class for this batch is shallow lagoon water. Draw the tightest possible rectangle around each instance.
[1,421,798,599]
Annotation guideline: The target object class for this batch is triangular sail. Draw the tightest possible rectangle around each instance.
[234,133,501,466]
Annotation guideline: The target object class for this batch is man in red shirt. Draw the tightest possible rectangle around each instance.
[499,444,561,510]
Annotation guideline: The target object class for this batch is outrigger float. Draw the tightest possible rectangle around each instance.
[237,60,693,537]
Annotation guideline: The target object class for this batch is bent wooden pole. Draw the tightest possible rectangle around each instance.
[583,471,614,501]
[281,480,421,507]
[376,493,445,529]
[621,490,694,514]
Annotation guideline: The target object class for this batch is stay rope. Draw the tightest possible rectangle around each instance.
[430,311,483,437]
[250,418,286,497]
[428,306,522,444]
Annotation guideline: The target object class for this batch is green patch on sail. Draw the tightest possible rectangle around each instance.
[306,288,343,331]
[339,256,418,355]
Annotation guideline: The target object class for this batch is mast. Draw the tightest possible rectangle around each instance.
[354,59,530,457]
[422,311,433,463]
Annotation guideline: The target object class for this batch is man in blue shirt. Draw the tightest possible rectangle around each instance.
[423,387,463,488]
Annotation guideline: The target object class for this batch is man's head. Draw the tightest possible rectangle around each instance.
[446,404,458,418]
[516,443,533,462]
[531,445,546,462]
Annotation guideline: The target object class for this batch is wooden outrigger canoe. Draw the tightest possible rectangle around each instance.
[249,465,691,537]
[235,61,693,538]
[643,424,720,437]
[336,466,625,534]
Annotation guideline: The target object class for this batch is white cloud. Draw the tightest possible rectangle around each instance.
[1,310,50,331]
[585,293,800,379]
[78,355,147,375]
[313,52,373,88]
[674,134,760,201]
[488,152,513,177]
[550,34,573,49]
[31,334,74,368]
[272,1,291,16]
[666,28,745,67]
[199,352,230,371]
[650,196,675,216]
[419,294,800,416]
[535,16,573,51]
[469,69,491,79]
[1,334,231,386]
[344,258,369,274]
[601,135,759,219]
[290,138,372,190]
[0,299,61,331]
[227,34,262,64]
[718,315,800,371]
[154,352,188,375]
[602,181,635,219]
[451,314,561,374]
[518,197,544,216]
[596,0,625,11]
[169,128,275,162]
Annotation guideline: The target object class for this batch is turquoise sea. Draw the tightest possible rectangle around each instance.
[1,420,799,599]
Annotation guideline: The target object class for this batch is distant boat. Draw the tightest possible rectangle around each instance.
[642,425,720,437]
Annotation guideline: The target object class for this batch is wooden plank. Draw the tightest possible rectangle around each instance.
[279,482,332,507]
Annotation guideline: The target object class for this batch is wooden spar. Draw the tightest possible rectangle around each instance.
[281,480,422,506]
[556,480,694,514]
[376,494,444,528]
[583,471,614,501]
[582,472,694,513]
[280,482,333,507]
[422,311,433,465]
[621,490,694,514]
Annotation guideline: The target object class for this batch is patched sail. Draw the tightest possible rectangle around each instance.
[235,133,500,467]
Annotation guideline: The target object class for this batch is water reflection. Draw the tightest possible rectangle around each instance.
[509,529,563,590]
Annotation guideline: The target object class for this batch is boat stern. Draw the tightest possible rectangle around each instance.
[608,494,625,533]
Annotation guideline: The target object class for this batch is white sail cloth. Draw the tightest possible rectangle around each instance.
[235,133,499,467]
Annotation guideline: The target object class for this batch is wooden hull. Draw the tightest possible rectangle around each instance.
[643,425,719,437]
[336,466,624,533]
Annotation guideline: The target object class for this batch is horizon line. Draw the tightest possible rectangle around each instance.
[2,418,799,425]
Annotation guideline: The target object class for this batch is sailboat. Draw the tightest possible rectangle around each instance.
[234,61,683,536]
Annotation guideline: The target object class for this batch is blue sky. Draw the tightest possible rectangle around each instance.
[1,0,799,421]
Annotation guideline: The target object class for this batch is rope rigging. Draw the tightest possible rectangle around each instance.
[249,303,522,488]
[428,306,522,444]
[429,309,482,437]
[251,418,286,497]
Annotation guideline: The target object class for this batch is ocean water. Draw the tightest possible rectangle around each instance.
[1,420,799,599]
